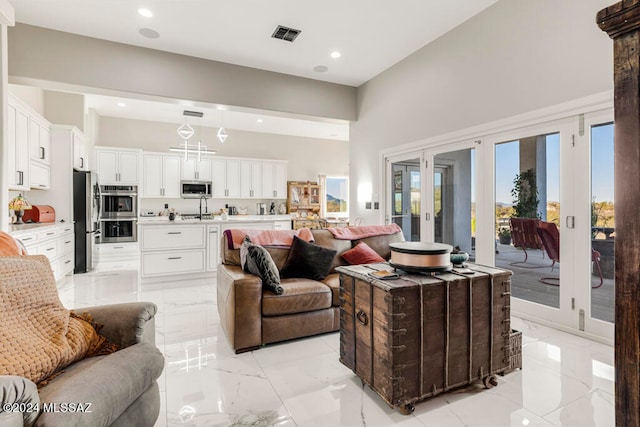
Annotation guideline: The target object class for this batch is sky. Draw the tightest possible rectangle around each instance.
[326,177,347,200]
[494,124,614,205]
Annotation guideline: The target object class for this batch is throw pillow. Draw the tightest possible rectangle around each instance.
[342,242,385,265]
[241,237,283,295]
[281,235,337,281]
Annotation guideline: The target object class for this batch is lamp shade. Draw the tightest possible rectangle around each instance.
[9,194,32,211]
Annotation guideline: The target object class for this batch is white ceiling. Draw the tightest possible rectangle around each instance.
[10,0,498,140]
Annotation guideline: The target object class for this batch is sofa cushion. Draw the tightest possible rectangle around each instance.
[321,273,341,306]
[280,236,337,281]
[262,279,332,316]
[311,229,352,272]
[342,242,385,265]
[36,342,164,427]
[354,231,405,260]
[241,237,283,295]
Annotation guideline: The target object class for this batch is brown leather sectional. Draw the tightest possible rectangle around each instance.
[217,228,404,353]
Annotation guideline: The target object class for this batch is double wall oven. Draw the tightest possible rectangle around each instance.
[98,185,138,243]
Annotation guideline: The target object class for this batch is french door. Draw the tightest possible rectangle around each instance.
[385,111,614,342]
[484,115,613,342]
[385,152,423,241]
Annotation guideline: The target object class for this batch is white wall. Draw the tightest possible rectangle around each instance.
[8,84,43,114]
[350,0,614,225]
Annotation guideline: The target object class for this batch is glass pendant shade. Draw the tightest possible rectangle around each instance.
[217,127,228,143]
[177,123,195,140]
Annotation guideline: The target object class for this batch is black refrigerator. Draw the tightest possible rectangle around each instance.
[73,170,100,273]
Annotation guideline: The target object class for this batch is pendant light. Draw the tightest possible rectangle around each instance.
[217,109,228,143]
[170,110,216,158]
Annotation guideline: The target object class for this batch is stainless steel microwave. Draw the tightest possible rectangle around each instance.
[181,180,212,199]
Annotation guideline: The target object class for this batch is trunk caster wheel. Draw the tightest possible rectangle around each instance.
[482,375,498,389]
[399,403,415,415]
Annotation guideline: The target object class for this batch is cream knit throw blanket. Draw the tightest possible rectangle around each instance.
[0,255,114,386]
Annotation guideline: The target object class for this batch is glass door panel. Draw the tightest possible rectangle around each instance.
[390,158,420,241]
[495,133,560,309]
[590,122,614,324]
[434,148,476,260]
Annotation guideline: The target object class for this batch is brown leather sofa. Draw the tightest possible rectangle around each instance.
[217,228,404,353]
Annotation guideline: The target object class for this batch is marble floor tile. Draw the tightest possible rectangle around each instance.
[56,262,615,427]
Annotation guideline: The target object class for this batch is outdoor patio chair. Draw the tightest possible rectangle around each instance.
[536,221,604,288]
[509,217,545,267]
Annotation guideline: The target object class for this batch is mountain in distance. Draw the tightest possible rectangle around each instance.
[327,194,342,202]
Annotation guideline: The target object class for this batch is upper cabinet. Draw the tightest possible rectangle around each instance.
[181,157,212,181]
[8,95,53,191]
[7,101,30,191]
[72,130,88,171]
[29,115,50,165]
[142,153,181,198]
[240,160,263,198]
[262,161,288,199]
[212,158,240,198]
[95,147,141,185]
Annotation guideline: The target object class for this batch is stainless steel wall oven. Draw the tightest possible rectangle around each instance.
[98,185,138,243]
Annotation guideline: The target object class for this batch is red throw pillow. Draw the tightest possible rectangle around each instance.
[342,242,385,265]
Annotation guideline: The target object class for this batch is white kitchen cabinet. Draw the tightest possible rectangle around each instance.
[142,153,181,198]
[8,101,30,191]
[29,116,50,164]
[181,157,212,181]
[73,130,88,171]
[140,224,207,278]
[30,162,50,189]
[96,147,140,185]
[273,220,292,230]
[262,161,288,199]
[206,224,220,271]
[240,160,262,198]
[212,158,240,198]
[10,223,75,281]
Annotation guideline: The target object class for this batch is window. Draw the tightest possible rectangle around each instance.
[326,176,349,217]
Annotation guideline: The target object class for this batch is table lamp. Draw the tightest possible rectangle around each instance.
[9,194,32,224]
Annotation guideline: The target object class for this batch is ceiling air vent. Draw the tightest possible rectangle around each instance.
[271,25,301,42]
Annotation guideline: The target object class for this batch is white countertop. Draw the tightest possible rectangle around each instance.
[9,221,72,234]
[138,214,293,225]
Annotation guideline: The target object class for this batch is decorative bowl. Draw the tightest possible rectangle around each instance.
[450,252,469,266]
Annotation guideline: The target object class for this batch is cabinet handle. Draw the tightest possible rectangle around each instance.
[39,146,45,160]
[209,230,218,234]
[195,171,199,179]
[168,256,182,260]
[274,190,277,197]
[167,232,182,235]
[356,310,369,326]
[46,247,55,251]
[80,157,84,168]
[39,185,46,188]
[17,171,24,186]
[22,237,33,241]
[114,246,124,249]
[64,240,72,244]
[46,232,55,236]
[64,260,71,264]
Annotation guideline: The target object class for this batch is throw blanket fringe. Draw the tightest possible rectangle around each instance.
[225,228,314,249]
[327,224,402,240]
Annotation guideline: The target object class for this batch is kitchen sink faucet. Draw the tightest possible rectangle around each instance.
[199,195,208,220]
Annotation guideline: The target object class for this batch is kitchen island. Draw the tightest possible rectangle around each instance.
[138,215,292,279]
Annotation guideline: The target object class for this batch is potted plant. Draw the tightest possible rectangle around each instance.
[511,169,540,219]
[498,228,512,245]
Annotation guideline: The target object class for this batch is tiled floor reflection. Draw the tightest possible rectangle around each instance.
[57,267,615,427]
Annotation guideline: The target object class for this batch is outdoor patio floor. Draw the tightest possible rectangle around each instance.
[495,243,614,324]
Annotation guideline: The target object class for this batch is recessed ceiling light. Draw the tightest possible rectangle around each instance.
[330,51,341,59]
[139,28,160,39]
[314,65,328,73]
[117,102,126,107]
[257,119,263,123]
[138,8,153,18]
